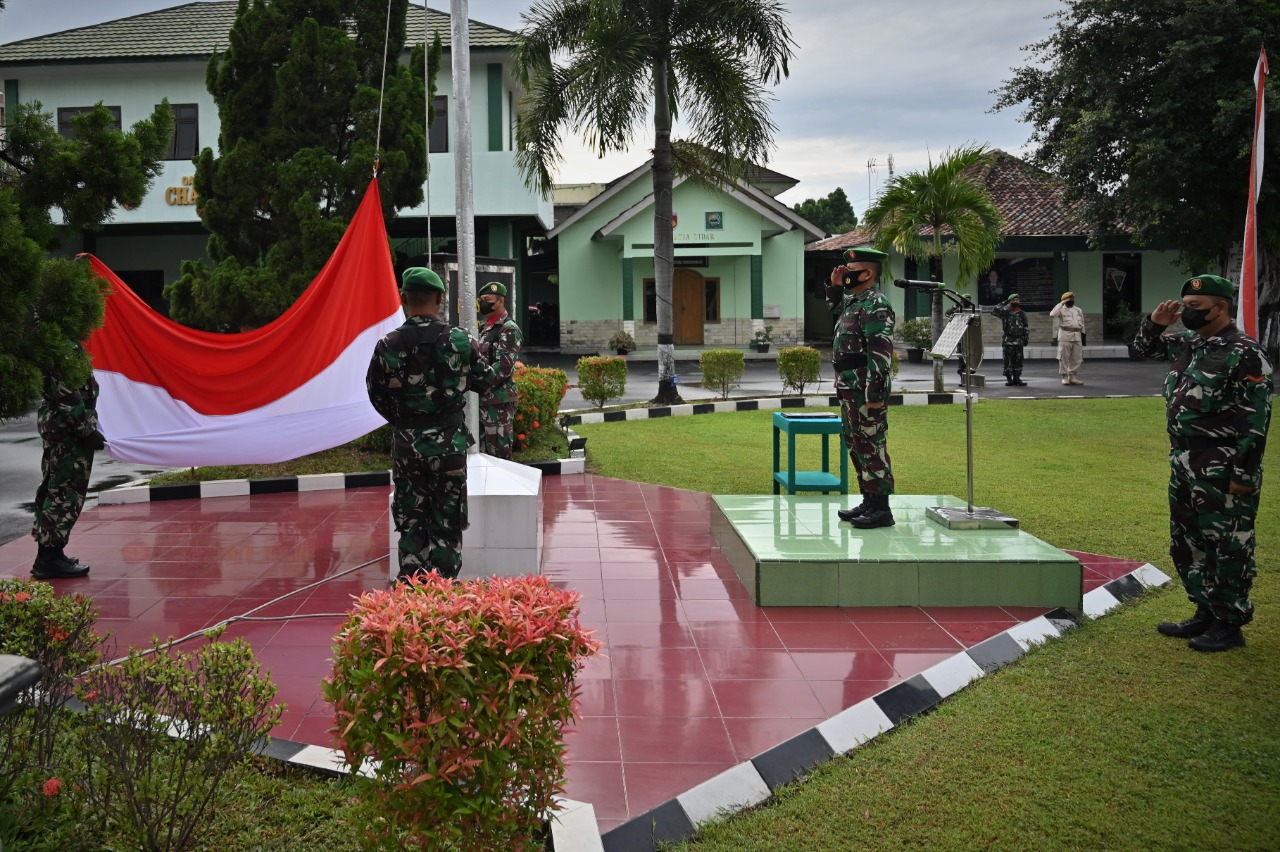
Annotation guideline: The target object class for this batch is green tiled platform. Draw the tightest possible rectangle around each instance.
[710,494,1082,609]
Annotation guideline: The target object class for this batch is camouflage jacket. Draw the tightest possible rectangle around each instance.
[37,345,100,443]
[827,286,896,404]
[477,311,522,407]
[1132,317,1273,487]
[366,315,498,458]
[991,303,1029,345]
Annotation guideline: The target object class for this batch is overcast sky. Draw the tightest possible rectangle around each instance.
[0,0,1064,211]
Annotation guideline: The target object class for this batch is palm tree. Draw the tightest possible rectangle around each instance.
[513,0,795,404]
[862,145,1004,392]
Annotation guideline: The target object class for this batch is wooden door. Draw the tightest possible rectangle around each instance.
[674,268,704,345]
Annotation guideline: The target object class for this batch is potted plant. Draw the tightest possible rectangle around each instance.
[607,329,636,356]
[751,325,774,353]
[897,317,934,363]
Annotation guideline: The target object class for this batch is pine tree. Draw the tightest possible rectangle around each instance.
[166,0,439,332]
[0,100,171,419]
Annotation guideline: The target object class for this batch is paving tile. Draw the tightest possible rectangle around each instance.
[0,476,1146,836]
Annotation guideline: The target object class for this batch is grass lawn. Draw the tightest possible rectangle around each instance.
[574,398,1280,850]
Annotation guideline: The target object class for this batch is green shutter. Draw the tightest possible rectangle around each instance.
[487,64,503,152]
[622,258,635,321]
[751,255,763,319]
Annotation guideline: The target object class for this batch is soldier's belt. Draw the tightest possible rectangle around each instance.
[397,410,465,428]
[833,353,868,371]
[1170,434,1236,451]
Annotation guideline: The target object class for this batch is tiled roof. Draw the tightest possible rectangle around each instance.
[807,150,1093,252]
[0,2,516,64]
[971,149,1090,237]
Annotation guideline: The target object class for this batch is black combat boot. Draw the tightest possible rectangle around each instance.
[1156,605,1213,638]
[851,494,895,529]
[1188,619,1245,653]
[31,546,90,580]
[837,493,870,522]
[1004,373,1014,386]
[1012,373,1027,386]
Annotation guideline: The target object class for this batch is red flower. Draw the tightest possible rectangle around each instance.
[43,778,61,796]
[532,421,540,429]
[517,434,526,441]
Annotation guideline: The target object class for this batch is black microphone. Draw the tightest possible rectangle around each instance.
[894,279,944,289]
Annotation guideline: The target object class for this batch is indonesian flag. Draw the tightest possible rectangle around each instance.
[85,179,403,467]
[1238,46,1268,338]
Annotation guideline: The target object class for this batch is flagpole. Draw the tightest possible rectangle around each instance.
[451,0,479,451]
[1237,46,1268,339]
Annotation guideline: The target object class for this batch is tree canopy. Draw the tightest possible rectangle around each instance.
[166,0,438,332]
[863,145,1004,392]
[993,0,1280,354]
[792,187,857,237]
[514,0,795,404]
[0,101,171,419]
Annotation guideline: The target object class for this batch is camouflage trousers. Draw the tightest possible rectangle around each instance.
[32,436,94,549]
[392,452,468,580]
[1001,344,1025,376]
[480,402,516,460]
[1168,448,1260,626]
[837,387,894,496]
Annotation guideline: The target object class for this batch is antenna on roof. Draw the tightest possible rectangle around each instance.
[866,158,877,204]
[887,154,894,180]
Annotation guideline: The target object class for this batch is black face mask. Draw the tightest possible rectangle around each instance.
[479,301,497,315]
[1180,304,1219,330]
[1065,300,1075,308]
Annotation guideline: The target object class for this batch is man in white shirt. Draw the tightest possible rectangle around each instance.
[1050,291,1086,385]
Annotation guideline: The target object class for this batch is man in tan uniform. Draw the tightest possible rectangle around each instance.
[1050,291,1086,385]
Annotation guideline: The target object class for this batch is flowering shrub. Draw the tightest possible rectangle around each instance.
[576,356,627,410]
[513,364,569,453]
[74,630,283,852]
[0,579,102,800]
[326,574,601,851]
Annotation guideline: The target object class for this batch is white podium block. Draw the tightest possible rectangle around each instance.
[387,454,543,582]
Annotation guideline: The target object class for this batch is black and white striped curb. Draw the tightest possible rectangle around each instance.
[561,393,964,427]
[98,430,588,505]
[595,561,1171,852]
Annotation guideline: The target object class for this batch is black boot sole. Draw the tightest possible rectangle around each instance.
[30,563,91,580]
[1188,634,1245,652]
[850,512,895,529]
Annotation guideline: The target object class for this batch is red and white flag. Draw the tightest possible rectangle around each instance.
[85,180,403,466]
[1238,46,1269,338]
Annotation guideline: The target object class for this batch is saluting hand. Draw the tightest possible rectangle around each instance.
[1151,300,1181,326]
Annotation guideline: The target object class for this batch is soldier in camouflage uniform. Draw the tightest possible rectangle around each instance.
[31,342,105,580]
[827,247,897,528]
[366,268,498,582]
[476,281,523,460]
[1131,275,1273,652]
[991,293,1029,386]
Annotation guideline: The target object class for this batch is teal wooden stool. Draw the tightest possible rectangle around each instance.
[771,412,849,495]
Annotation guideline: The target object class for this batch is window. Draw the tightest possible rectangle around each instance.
[704,279,720,322]
[163,103,199,160]
[644,280,656,323]
[429,96,448,153]
[57,105,121,139]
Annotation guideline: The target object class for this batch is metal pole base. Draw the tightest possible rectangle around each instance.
[926,505,1019,530]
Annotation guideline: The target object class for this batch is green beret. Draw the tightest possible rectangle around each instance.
[1181,274,1235,299]
[843,247,888,263]
[1008,293,1020,300]
[480,281,507,297]
[401,267,445,294]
